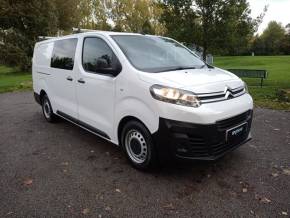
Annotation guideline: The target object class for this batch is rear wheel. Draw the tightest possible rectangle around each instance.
[41,94,57,122]
[121,120,157,170]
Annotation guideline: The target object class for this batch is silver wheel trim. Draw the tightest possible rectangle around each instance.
[43,99,51,119]
[125,129,148,164]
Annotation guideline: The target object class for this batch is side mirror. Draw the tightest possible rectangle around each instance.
[95,56,122,76]
[111,60,122,76]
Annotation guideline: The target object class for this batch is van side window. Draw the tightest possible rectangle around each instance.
[82,37,114,74]
[51,38,78,70]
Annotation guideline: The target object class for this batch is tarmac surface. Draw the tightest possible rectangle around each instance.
[0,91,289,217]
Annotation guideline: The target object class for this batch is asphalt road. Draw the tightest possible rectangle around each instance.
[0,91,289,217]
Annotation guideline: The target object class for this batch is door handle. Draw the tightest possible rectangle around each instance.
[77,78,85,84]
[66,76,73,81]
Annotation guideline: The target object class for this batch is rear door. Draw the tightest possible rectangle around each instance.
[50,38,78,118]
[75,36,119,139]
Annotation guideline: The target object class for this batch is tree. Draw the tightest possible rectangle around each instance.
[0,0,58,70]
[280,24,290,55]
[161,0,263,59]
[160,0,201,44]
[108,0,164,34]
[91,0,113,30]
[0,0,92,70]
[251,21,289,55]
[260,21,285,55]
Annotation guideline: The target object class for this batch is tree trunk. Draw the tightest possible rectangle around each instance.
[202,46,207,61]
[202,40,207,61]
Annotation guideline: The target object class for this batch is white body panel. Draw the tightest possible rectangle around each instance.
[33,31,253,146]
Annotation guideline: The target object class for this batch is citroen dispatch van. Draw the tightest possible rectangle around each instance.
[33,31,253,170]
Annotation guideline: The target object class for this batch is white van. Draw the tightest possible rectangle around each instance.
[32,31,253,170]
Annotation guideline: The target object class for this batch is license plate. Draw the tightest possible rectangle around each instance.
[226,123,248,142]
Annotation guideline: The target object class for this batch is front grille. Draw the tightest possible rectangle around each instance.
[197,86,246,104]
[217,110,251,130]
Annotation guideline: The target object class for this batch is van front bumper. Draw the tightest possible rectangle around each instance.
[152,110,253,160]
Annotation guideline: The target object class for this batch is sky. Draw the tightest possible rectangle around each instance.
[248,0,290,34]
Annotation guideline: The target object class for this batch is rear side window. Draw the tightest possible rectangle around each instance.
[34,42,53,67]
[82,37,114,74]
[51,38,78,70]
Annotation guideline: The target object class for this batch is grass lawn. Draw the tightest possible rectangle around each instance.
[0,65,32,93]
[214,56,290,110]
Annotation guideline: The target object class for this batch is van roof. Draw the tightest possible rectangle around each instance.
[36,31,143,45]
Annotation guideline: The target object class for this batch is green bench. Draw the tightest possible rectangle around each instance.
[227,69,268,87]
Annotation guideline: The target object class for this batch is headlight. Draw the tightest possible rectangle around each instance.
[150,84,201,107]
[243,82,249,93]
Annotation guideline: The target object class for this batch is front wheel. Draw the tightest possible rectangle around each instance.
[121,121,157,170]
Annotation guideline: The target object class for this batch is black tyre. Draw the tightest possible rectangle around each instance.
[41,94,57,123]
[121,120,157,170]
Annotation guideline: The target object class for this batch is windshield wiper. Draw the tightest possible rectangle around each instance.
[158,66,196,73]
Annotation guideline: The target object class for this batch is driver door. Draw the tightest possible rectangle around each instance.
[76,36,119,139]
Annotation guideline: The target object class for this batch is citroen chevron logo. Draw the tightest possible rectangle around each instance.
[224,86,234,99]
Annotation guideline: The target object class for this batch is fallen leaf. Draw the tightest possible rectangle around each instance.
[229,191,237,197]
[23,178,33,186]
[105,206,111,211]
[163,203,175,210]
[282,211,288,216]
[82,208,90,215]
[271,173,279,177]
[242,188,248,193]
[260,197,271,204]
[115,189,121,193]
[248,144,257,149]
[282,169,290,176]
[61,162,69,166]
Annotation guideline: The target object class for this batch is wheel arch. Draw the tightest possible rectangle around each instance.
[117,116,151,146]
[114,97,159,145]
[39,89,47,103]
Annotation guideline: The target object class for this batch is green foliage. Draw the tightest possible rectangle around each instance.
[0,0,91,71]
[160,0,260,58]
[0,0,59,71]
[160,0,200,43]
[252,21,288,55]
[0,0,287,71]
[108,0,164,34]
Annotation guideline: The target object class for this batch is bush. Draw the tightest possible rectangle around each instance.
[0,43,31,71]
[276,89,290,102]
[0,29,33,71]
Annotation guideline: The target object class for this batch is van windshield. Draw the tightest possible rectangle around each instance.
[111,35,205,73]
